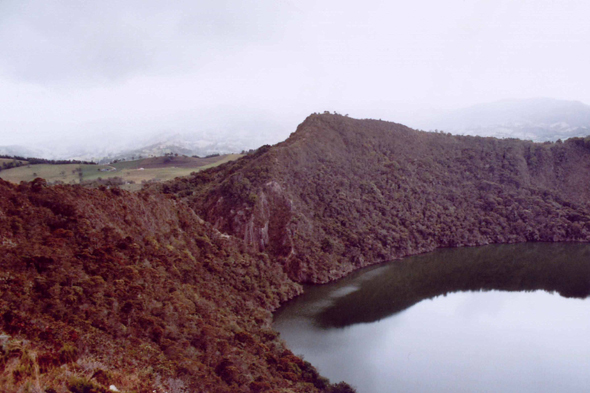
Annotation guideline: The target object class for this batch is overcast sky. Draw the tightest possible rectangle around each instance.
[1,0,589,150]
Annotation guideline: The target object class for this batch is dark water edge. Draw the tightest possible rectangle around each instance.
[273,243,590,393]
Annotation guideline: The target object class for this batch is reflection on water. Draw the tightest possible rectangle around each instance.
[273,243,590,393]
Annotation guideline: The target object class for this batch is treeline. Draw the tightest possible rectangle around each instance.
[80,176,136,188]
[567,136,590,149]
[191,153,222,158]
[0,155,96,171]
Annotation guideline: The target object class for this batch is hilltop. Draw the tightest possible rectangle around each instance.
[173,113,590,282]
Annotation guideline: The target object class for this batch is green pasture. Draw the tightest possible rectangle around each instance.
[0,154,243,189]
[0,164,82,184]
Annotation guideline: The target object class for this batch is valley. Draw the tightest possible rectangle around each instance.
[0,154,242,191]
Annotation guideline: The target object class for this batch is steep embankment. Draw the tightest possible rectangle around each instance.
[177,114,590,283]
[0,179,350,392]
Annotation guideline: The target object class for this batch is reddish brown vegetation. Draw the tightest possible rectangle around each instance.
[179,114,590,282]
[0,178,342,392]
[2,113,590,392]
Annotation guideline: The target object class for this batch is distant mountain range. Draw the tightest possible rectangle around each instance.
[0,131,260,162]
[3,98,590,161]
[0,145,46,158]
[414,98,590,141]
[92,133,255,164]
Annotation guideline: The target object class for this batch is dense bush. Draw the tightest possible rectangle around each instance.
[0,178,348,392]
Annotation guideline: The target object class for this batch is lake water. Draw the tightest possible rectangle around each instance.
[273,243,590,392]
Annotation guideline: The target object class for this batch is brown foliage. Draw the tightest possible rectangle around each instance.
[0,178,331,392]
[180,114,590,283]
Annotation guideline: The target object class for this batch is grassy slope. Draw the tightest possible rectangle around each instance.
[0,164,82,184]
[0,158,28,165]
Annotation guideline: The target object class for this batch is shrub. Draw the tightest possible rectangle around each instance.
[67,376,109,393]
[59,343,78,364]
[12,349,35,383]
[328,381,357,393]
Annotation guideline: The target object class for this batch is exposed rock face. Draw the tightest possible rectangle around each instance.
[182,114,590,283]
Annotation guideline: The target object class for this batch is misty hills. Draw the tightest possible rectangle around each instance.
[0,131,259,163]
[0,145,46,159]
[3,113,590,392]
[415,98,590,141]
[93,133,255,164]
[4,98,589,162]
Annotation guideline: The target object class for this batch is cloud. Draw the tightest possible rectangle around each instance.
[1,0,590,155]
[0,0,292,84]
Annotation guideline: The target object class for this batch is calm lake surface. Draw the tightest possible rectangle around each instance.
[273,243,590,393]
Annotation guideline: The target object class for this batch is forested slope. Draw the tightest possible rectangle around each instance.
[0,179,349,392]
[175,114,590,282]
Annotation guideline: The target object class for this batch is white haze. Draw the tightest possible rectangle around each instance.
[1,0,590,157]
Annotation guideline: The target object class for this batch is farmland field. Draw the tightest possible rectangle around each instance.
[0,164,82,184]
[0,158,28,164]
[0,154,242,190]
